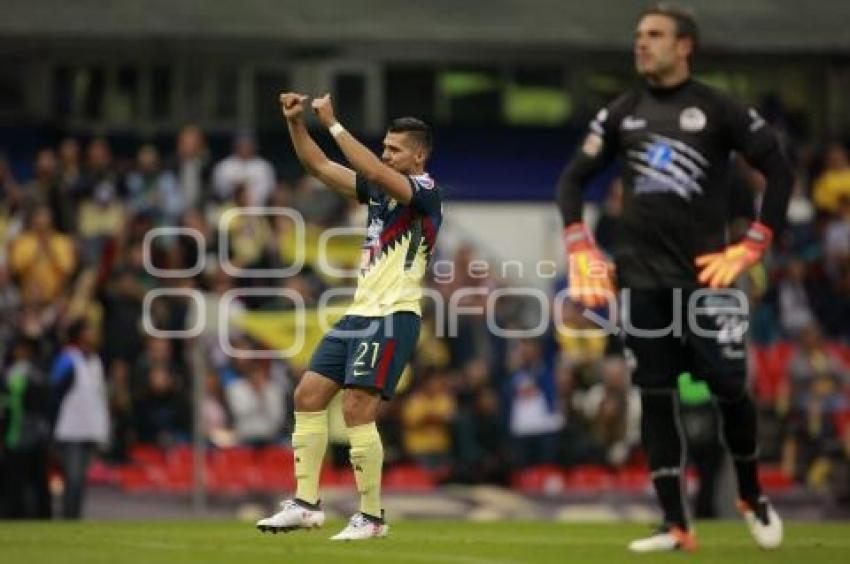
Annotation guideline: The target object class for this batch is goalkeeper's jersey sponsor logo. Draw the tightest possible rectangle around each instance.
[628,134,708,201]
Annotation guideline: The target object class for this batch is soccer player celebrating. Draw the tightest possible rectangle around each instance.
[256,93,441,540]
[556,4,793,553]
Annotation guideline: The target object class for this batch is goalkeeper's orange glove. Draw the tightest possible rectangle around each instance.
[563,222,615,308]
[695,222,772,289]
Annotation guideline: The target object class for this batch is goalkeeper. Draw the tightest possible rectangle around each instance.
[555,3,793,554]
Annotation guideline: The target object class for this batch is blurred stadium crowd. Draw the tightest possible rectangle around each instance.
[1,107,850,518]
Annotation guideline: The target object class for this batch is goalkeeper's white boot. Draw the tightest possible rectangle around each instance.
[256,499,325,533]
[628,524,698,553]
[737,496,783,549]
[330,511,388,541]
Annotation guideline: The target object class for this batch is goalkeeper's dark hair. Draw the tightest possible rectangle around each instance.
[639,2,700,54]
[388,117,433,155]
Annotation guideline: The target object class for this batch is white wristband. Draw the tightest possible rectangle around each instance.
[329,122,346,138]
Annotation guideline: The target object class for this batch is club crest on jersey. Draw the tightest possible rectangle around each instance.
[411,174,434,190]
[388,199,397,211]
[679,107,707,132]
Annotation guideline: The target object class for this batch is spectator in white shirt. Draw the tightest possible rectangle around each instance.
[224,357,285,446]
[212,131,275,207]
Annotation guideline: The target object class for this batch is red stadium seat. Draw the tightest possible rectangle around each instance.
[565,465,613,492]
[166,445,194,470]
[753,342,795,403]
[511,465,569,494]
[769,341,795,376]
[128,444,166,466]
[383,464,436,491]
[616,467,650,491]
[257,446,295,492]
[162,468,192,494]
[825,343,850,370]
[116,466,156,493]
[86,460,116,485]
[751,345,774,402]
[257,446,293,465]
[319,466,356,488]
[208,447,261,494]
[156,445,201,494]
[833,411,850,437]
[758,466,795,492]
[258,464,296,492]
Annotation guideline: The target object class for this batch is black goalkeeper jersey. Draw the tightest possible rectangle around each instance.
[557,78,793,289]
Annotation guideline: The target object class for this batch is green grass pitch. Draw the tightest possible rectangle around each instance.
[2,520,849,564]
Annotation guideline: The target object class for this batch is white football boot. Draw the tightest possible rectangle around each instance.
[256,499,325,533]
[330,511,388,541]
[737,496,783,549]
[628,524,698,553]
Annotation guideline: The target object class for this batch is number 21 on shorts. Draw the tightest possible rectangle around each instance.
[352,342,380,376]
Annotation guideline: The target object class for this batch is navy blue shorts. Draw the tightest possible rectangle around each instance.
[307,312,421,399]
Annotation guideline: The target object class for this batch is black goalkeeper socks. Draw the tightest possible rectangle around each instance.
[718,393,762,504]
[641,390,689,530]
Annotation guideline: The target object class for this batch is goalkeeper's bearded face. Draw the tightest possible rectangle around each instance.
[634,14,691,80]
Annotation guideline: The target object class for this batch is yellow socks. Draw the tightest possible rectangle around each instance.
[293,410,328,505]
[293,412,384,516]
[348,422,384,518]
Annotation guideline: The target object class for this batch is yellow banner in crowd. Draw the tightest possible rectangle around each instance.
[234,305,348,370]
[279,224,363,285]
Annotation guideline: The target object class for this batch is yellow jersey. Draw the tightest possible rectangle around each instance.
[347,173,442,317]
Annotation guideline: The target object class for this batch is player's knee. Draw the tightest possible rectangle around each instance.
[342,388,379,427]
[294,380,324,412]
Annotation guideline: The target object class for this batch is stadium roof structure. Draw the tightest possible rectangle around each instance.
[1,0,849,53]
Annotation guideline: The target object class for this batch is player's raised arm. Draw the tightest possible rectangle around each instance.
[279,92,357,200]
[311,94,413,204]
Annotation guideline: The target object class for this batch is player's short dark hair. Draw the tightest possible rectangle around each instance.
[638,2,700,54]
[388,117,433,155]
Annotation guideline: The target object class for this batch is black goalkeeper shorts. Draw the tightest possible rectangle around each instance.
[622,287,748,399]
